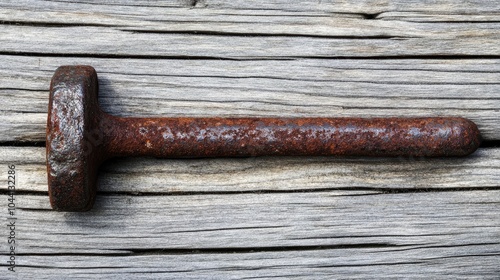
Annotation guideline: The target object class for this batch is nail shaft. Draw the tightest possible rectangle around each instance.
[102,115,480,158]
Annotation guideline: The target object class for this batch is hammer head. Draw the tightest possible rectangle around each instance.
[47,66,101,211]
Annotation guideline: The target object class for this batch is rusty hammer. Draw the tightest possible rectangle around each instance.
[47,66,481,211]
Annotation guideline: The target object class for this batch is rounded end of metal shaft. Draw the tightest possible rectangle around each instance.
[452,117,482,156]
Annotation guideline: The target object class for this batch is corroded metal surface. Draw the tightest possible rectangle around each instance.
[47,66,104,211]
[47,65,482,212]
[105,116,481,158]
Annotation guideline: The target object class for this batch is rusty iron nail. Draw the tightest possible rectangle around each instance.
[47,65,482,211]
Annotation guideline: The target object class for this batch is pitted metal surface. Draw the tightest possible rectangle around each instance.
[46,65,482,211]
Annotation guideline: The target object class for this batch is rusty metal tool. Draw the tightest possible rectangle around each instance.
[47,65,481,211]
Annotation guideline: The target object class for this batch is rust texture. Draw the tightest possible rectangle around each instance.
[47,65,104,211]
[104,116,481,158]
[47,65,482,211]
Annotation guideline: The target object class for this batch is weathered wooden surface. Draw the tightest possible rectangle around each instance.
[2,56,500,143]
[1,147,500,279]
[0,0,499,278]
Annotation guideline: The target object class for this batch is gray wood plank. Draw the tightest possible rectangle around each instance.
[1,56,499,142]
[1,146,499,193]
[2,24,500,58]
[13,252,500,280]
[2,1,500,58]
[1,190,499,278]
[3,0,500,21]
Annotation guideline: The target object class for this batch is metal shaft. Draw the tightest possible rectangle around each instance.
[102,115,481,158]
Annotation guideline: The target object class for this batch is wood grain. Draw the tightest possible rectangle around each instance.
[5,189,500,279]
[1,56,499,142]
[1,147,499,193]
[0,0,499,278]
[1,147,499,278]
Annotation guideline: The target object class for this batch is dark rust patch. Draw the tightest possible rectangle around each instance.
[47,65,482,212]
